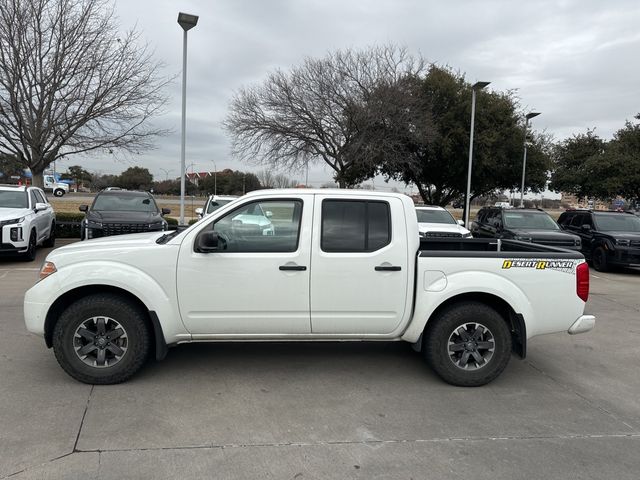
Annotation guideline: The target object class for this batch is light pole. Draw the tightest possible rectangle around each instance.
[159,168,172,181]
[214,164,217,196]
[520,112,541,208]
[464,81,490,229]
[177,12,199,226]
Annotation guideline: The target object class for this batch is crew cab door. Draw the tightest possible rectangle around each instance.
[176,195,312,335]
[310,195,410,334]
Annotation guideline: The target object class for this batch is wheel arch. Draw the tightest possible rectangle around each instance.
[44,285,168,360]
[420,292,526,358]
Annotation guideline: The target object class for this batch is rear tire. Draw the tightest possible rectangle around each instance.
[52,294,151,384]
[424,301,512,387]
[43,221,56,247]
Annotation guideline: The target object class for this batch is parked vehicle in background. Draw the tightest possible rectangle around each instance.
[494,202,512,209]
[0,184,55,260]
[79,190,170,240]
[415,206,471,238]
[43,174,69,197]
[25,190,594,387]
[471,207,581,250]
[195,195,239,218]
[557,209,640,271]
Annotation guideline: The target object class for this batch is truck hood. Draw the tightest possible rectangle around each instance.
[600,232,640,241]
[0,207,30,222]
[59,231,167,251]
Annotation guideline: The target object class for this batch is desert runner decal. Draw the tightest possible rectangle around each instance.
[501,259,577,274]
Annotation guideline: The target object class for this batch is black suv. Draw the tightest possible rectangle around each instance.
[79,190,170,240]
[471,207,581,250]
[557,209,640,271]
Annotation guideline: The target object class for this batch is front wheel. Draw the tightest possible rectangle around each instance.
[592,247,610,272]
[424,301,512,387]
[43,221,56,247]
[21,230,37,262]
[53,189,65,197]
[52,294,151,384]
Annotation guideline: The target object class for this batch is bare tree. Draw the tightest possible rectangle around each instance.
[225,45,424,187]
[0,0,170,187]
[273,173,297,188]
[256,168,275,188]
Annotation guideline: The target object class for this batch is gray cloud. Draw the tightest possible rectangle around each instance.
[68,0,639,186]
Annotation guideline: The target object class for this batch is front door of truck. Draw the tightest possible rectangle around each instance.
[177,195,312,335]
[309,195,410,335]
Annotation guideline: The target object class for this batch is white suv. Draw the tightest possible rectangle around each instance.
[0,185,56,261]
[415,205,472,239]
[195,195,239,219]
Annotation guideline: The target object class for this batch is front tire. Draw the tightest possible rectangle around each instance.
[52,294,151,384]
[424,301,512,387]
[21,230,37,262]
[43,221,56,247]
[54,189,65,197]
[592,247,610,272]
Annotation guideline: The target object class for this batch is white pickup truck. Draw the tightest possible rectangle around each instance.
[24,190,595,386]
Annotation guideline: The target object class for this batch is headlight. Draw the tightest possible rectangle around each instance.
[615,239,630,247]
[3,216,25,225]
[462,232,473,238]
[87,220,103,228]
[38,261,57,281]
[515,236,532,242]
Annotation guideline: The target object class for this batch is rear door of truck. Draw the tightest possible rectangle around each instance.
[309,194,410,334]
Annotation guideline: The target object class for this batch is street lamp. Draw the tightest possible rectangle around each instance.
[464,81,490,229]
[159,168,172,181]
[211,160,217,195]
[177,12,199,225]
[520,112,541,208]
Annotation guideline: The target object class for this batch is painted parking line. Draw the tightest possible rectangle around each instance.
[0,268,40,272]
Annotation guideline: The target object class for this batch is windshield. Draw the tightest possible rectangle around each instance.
[92,194,158,212]
[416,209,456,224]
[503,211,559,230]
[206,199,234,214]
[0,190,28,209]
[594,213,640,232]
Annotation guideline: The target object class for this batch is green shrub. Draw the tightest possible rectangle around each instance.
[188,219,199,225]
[165,216,178,225]
[55,212,84,238]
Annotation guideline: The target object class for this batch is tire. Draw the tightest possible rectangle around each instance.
[424,301,512,387]
[21,230,37,262]
[54,189,65,197]
[43,221,56,248]
[52,294,151,384]
[592,247,610,272]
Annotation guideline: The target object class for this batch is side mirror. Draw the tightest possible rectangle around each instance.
[161,208,171,215]
[195,207,203,216]
[265,210,273,218]
[581,224,592,232]
[79,204,88,212]
[34,202,48,212]
[457,219,464,226]
[196,230,219,253]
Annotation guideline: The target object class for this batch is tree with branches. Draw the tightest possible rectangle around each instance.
[224,45,425,187]
[0,0,170,187]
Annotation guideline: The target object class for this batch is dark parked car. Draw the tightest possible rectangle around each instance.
[79,190,170,240]
[471,207,581,250]
[557,209,640,271]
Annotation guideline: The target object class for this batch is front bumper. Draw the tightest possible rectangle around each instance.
[607,247,640,267]
[568,315,596,335]
[0,223,29,252]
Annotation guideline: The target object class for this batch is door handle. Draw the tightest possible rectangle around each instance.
[279,265,307,271]
[375,265,401,271]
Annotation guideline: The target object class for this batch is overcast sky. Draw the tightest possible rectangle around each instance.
[70,0,640,192]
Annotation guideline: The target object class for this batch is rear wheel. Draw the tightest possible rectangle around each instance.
[424,301,512,387]
[43,221,56,247]
[52,294,151,384]
[592,247,610,272]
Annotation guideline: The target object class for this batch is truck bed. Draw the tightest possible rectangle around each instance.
[419,238,585,258]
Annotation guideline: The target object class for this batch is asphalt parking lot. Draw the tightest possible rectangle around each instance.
[1,242,639,479]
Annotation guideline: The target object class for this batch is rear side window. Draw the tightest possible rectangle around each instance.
[321,200,391,252]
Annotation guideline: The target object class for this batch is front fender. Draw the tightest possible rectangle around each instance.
[401,270,534,343]
[24,260,188,343]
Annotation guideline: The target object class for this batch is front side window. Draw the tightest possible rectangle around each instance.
[29,191,38,208]
[34,190,47,204]
[321,200,391,252]
[212,199,302,252]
